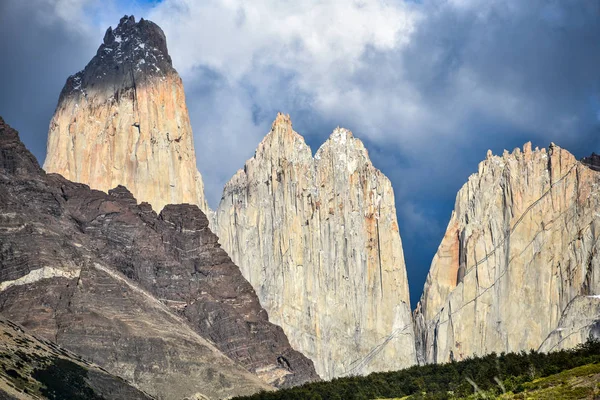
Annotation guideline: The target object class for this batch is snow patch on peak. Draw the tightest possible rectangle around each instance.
[329,127,355,146]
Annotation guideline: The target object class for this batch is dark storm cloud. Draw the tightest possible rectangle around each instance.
[0,0,159,163]
[0,1,97,163]
[299,0,600,304]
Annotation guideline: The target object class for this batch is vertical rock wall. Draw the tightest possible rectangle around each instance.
[415,143,600,364]
[216,113,416,379]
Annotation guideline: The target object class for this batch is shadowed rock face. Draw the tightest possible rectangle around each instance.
[44,15,208,214]
[58,15,174,101]
[414,143,600,364]
[215,113,416,379]
[582,153,600,172]
[0,315,153,400]
[0,116,318,399]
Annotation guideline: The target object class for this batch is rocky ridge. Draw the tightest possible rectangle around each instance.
[215,113,416,379]
[0,116,318,399]
[0,315,153,400]
[414,142,600,364]
[43,15,208,213]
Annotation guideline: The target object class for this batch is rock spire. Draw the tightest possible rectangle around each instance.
[215,113,417,379]
[44,15,208,213]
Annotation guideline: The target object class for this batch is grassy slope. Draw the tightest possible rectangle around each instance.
[499,363,600,400]
[378,364,600,400]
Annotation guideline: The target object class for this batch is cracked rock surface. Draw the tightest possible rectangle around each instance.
[44,15,208,214]
[215,113,416,379]
[0,116,318,399]
[414,142,600,364]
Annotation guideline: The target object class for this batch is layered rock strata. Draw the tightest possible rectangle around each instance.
[0,116,318,399]
[44,15,208,213]
[414,142,600,364]
[215,113,416,379]
[0,315,153,400]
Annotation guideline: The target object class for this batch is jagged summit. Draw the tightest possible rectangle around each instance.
[414,141,600,364]
[0,116,42,175]
[251,113,312,164]
[271,112,293,129]
[60,15,174,101]
[266,112,305,142]
[215,113,416,380]
[582,152,600,171]
[316,127,365,161]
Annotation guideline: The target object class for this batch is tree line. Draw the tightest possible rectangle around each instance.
[233,337,600,400]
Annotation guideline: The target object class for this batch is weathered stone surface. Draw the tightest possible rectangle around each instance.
[0,116,318,399]
[215,113,416,379]
[414,143,600,364]
[43,15,208,213]
[0,315,154,400]
[538,295,600,353]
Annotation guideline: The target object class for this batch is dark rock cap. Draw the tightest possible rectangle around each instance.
[108,184,138,203]
[60,15,176,101]
[582,153,600,172]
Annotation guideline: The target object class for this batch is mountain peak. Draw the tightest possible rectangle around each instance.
[60,16,174,100]
[582,152,600,171]
[327,127,356,146]
[315,126,372,169]
[271,112,293,131]
[216,114,416,379]
[45,16,209,215]
[101,15,170,65]
[0,116,42,176]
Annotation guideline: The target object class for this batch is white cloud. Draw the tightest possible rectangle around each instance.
[145,0,422,205]
[133,0,599,214]
[149,0,419,78]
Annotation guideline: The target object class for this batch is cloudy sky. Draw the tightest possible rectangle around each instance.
[1,0,599,307]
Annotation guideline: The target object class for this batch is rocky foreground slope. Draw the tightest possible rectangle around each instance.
[0,116,318,399]
[44,15,208,213]
[215,114,416,379]
[0,315,153,400]
[414,143,600,364]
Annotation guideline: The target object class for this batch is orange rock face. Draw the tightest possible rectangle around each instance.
[44,16,208,213]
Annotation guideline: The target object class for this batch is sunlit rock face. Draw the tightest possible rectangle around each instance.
[414,143,600,364]
[44,15,208,213]
[215,113,417,379]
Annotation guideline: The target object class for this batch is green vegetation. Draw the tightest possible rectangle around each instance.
[498,363,600,399]
[234,338,600,400]
[0,351,104,400]
[32,357,104,400]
